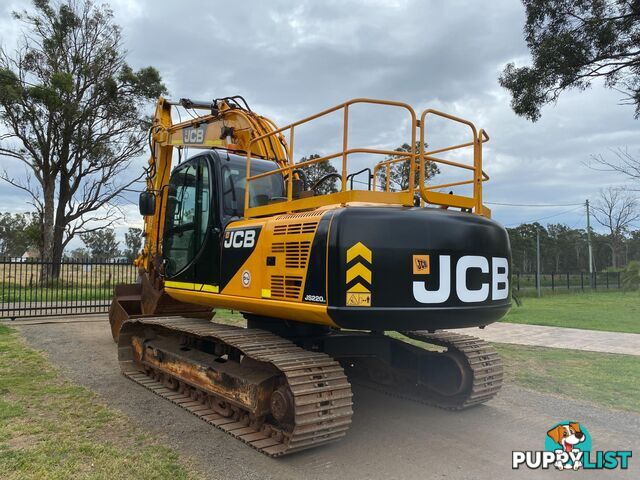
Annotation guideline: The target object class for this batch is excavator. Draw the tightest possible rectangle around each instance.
[109,96,511,457]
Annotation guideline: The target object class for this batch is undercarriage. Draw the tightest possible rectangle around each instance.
[117,315,503,456]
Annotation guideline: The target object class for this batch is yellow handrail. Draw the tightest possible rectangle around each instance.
[243,99,491,218]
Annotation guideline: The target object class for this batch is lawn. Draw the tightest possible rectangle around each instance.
[495,343,640,414]
[0,284,113,303]
[504,291,640,334]
[0,324,195,480]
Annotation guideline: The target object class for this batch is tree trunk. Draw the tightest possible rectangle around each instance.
[40,179,56,282]
[51,218,65,278]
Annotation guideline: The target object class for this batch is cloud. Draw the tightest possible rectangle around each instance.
[1,0,638,245]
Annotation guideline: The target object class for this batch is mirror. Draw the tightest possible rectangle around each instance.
[139,190,156,216]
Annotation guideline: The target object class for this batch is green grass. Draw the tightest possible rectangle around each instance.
[495,343,640,414]
[504,291,640,334]
[0,324,195,480]
[0,285,113,302]
[212,309,245,326]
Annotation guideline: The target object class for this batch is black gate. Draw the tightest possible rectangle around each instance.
[0,258,137,320]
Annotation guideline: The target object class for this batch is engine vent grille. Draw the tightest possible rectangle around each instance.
[271,241,312,269]
[270,275,303,300]
[273,222,318,236]
[275,212,324,220]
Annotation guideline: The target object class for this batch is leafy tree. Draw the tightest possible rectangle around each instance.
[124,227,143,262]
[0,0,166,277]
[628,229,640,262]
[66,247,89,260]
[500,0,640,121]
[376,143,439,192]
[507,219,640,273]
[0,212,41,257]
[297,154,340,195]
[81,228,119,260]
[508,223,547,273]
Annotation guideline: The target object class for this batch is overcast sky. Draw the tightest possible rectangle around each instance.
[1,0,638,247]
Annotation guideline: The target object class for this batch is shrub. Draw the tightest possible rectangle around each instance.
[621,261,640,291]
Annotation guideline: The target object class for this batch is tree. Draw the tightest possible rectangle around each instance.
[297,154,340,195]
[592,187,640,268]
[590,148,640,191]
[0,211,41,257]
[81,228,119,260]
[500,0,640,121]
[0,0,166,277]
[124,227,142,262]
[66,247,89,260]
[376,142,439,192]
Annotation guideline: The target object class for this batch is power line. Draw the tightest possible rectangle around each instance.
[505,205,584,227]
[485,201,583,207]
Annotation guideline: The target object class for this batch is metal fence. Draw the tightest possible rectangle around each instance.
[514,271,622,292]
[0,257,137,320]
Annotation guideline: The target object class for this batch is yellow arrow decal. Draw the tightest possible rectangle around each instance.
[346,242,372,264]
[346,262,372,284]
[347,282,370,293]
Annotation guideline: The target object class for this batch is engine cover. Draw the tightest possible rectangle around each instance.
[323,206,512,330]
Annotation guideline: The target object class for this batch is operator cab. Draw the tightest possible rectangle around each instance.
[160,151,283,285]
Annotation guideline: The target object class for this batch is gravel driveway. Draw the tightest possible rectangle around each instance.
[14,319,640,480]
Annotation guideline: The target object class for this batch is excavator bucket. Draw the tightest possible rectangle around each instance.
[109,276,212,341]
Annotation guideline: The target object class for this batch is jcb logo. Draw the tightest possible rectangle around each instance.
[223,229,256,249]
[183,125,206,144]
[413,255,509,304]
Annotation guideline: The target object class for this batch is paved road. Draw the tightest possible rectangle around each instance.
[14,320,639,480]
[464,323,640,356]
[11,314,639,355]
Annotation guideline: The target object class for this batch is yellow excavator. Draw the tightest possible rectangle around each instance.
[109,96,510,456]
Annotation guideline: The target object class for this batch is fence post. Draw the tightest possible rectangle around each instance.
[618,271,621,289]
[566,272,570,290]
[606,271,609,289]
[594,272,597,290]
[551,272,555,291]
[580,272,584,291]
[517,272,520,291]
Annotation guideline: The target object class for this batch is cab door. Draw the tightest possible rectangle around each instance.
[163,154,221,288]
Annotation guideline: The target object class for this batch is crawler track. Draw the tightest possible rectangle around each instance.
[118,317,353,457]
[401,330,504,409]
[349,330,503,410]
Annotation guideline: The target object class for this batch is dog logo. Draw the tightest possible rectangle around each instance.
[512,420,632,470]
[546,422,587,470]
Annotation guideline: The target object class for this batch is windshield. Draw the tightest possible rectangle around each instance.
[221,155,284,215]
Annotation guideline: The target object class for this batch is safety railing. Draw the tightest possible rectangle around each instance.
[419,109,490,215]
[244,98,491,218]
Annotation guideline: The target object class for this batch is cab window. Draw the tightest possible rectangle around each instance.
[163,158,211,277]
[221,157,284,216]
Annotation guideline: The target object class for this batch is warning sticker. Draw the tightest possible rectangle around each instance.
[346,292,371,307]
